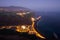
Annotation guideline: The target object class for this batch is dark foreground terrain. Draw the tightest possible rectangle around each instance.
[0,29,45,40]
[0,29,59,40]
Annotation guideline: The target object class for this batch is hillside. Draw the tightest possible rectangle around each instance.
[0,6,34,26]
[0,6,31,12]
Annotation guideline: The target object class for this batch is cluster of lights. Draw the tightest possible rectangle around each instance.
[21,25,26,29]
[31,17,35,22]
[16,25,30,32]
[16,12,30,17]
[0,16,45,39]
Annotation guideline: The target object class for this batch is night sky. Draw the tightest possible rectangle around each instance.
[0,0,60,12]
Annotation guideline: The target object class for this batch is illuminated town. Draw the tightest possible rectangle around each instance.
[0,0,60,40]
[0,12,45,39]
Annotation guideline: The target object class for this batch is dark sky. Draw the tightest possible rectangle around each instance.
[0,0,60,12]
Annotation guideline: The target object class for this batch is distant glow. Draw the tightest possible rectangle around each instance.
[21,25,26,29]
[1,26,5,29]
[31,17,35,21]
[19,13,23,16]
[17,12,28,16]
[16,13,24,17]
[16,26,20,32]
[17,13,23,15]
[23,13,26,15]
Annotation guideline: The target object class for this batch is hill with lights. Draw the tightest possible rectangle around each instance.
[0,6,34,26]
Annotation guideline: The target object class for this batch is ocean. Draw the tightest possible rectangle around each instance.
[35,12,60,39]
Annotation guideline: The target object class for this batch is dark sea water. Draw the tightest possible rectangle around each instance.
[35,12,60,39]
